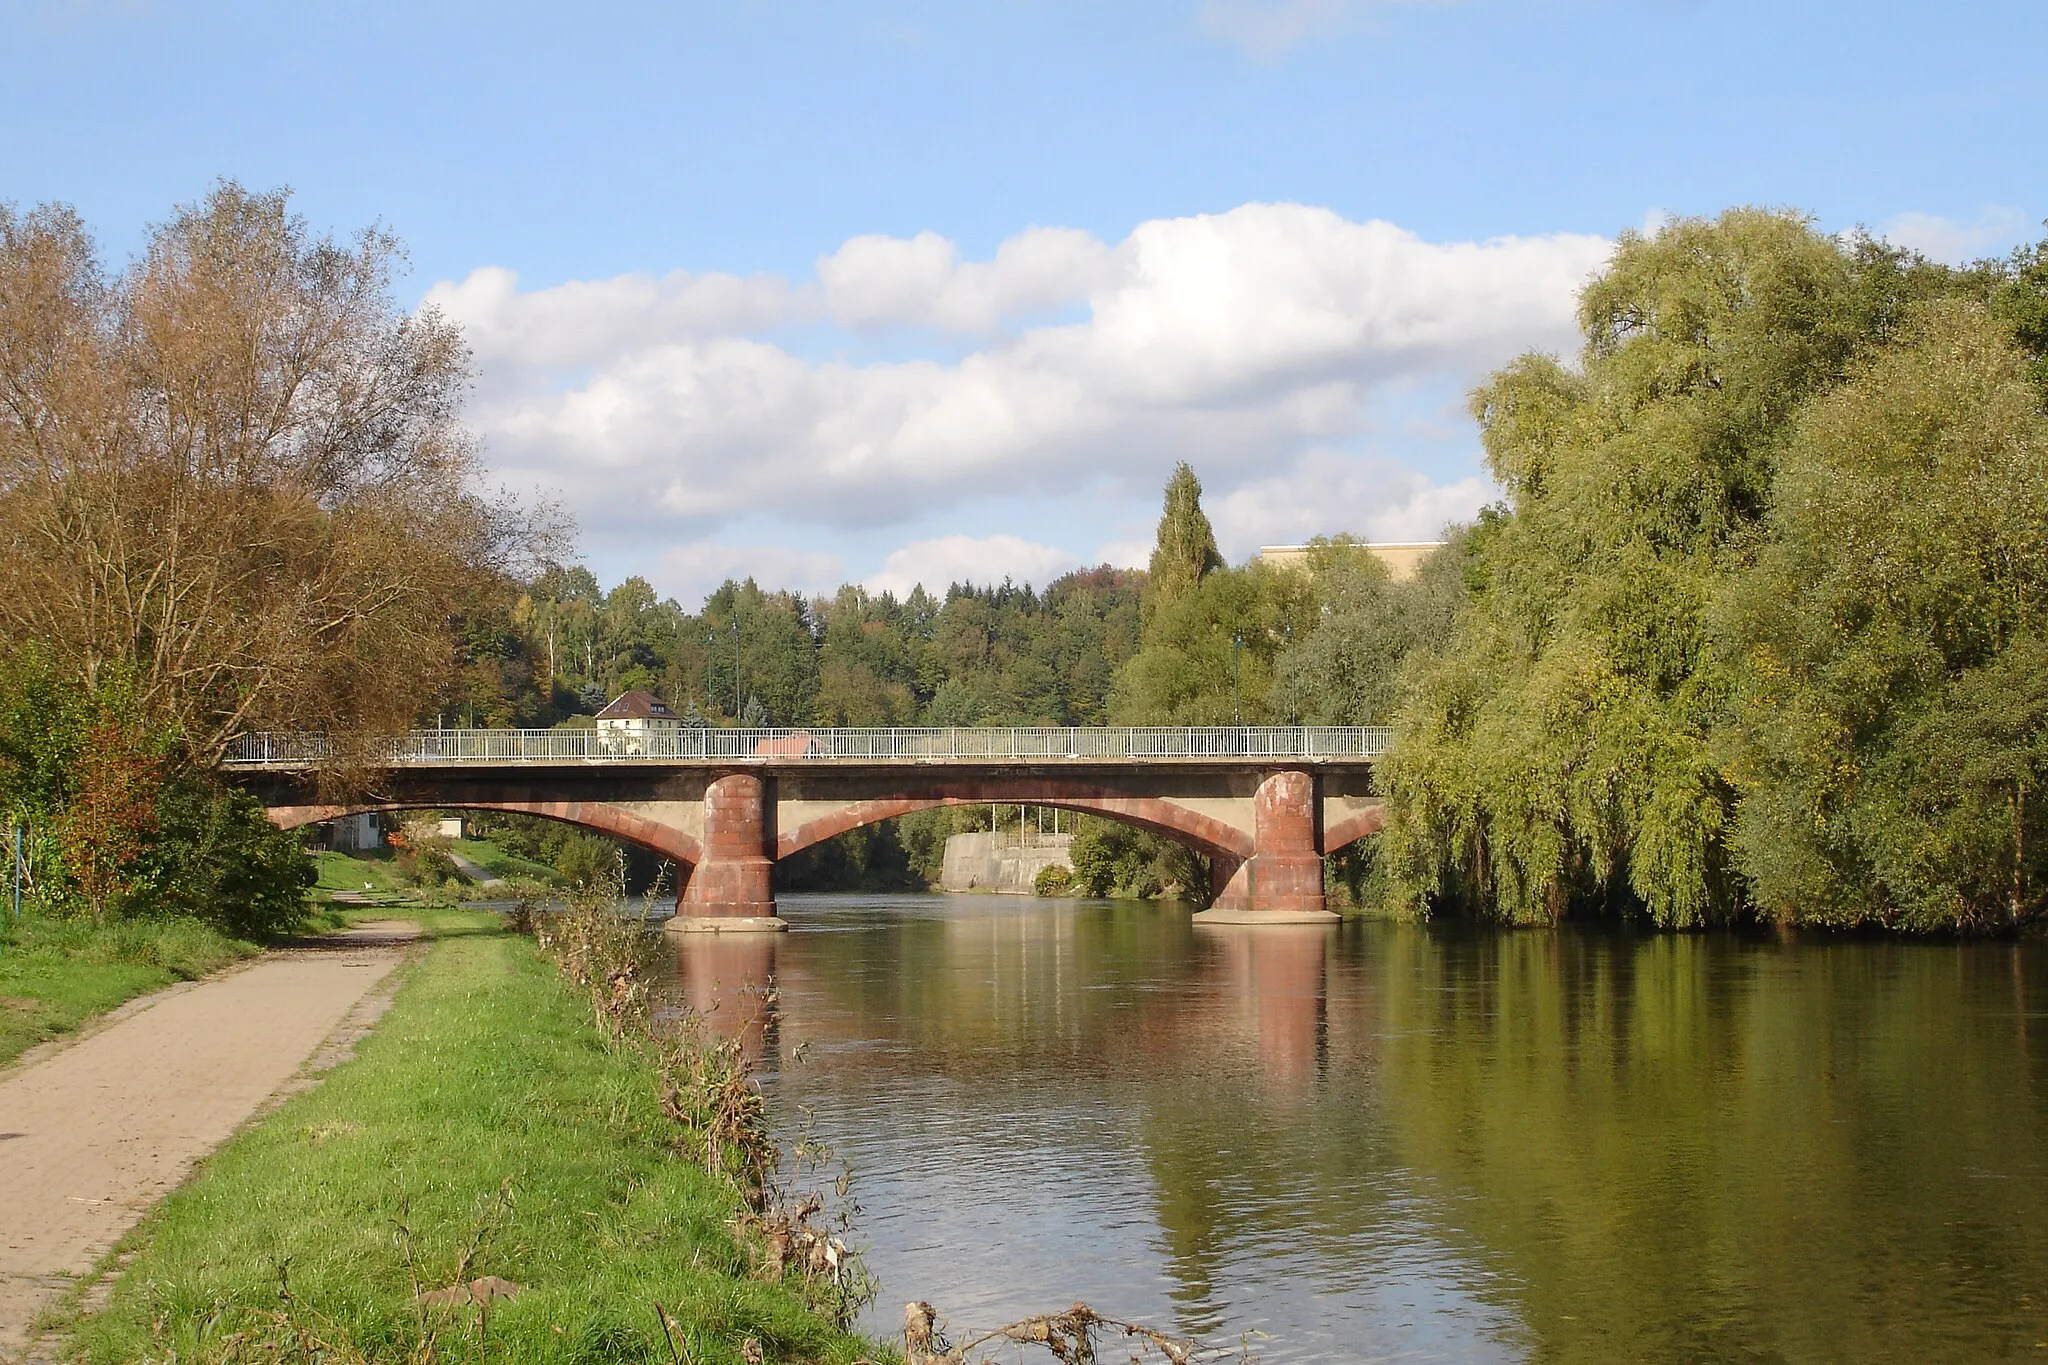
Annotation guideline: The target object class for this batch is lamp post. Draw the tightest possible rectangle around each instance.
[730,619,743,721]
[1282,619,1297,725]
[1232,633,1244,726]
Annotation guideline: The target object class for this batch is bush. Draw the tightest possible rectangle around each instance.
[1033,864,1073,897]
[395,839,463,889]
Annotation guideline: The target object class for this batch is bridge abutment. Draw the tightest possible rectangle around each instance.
[1195,770,1338,925]
[667,773,786,933]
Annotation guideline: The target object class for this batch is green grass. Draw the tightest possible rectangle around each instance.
[69,920,881,1365]
[453,837,562,885]
[0,915,259,1068]
[311,848,408,897]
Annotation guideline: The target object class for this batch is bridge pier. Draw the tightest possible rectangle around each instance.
[1195,770,1338,925]
[667,773,786,933]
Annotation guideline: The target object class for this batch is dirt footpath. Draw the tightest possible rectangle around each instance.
[0,920,420,1361]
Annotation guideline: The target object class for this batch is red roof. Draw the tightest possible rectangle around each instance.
[594,690,679,721]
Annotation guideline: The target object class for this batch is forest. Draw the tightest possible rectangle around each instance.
[3,188,2046,933]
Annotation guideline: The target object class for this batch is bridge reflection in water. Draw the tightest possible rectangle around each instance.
[652,893,2048,1363]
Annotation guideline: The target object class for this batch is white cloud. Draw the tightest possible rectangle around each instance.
[863,534,1081,597]
[1095,537,1155,572]
[1879,207,2029,266]
[818,226,1116,333]
[1209,448,1493,556]
[654,542,844,608]
[429,204,1608,594]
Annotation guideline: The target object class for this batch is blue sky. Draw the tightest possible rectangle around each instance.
[5,0,2042,603]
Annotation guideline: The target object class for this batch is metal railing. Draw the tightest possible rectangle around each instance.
[224,725,1391,767]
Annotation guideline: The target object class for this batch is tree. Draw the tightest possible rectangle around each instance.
[1379,209,1954,926]
[0,184,559,765]
[1716,300,2048,931]
[1112,563,1308,724]
[1144,462,1223,627]
[54,708,159,925]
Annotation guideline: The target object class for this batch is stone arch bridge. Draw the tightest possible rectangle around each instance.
[226,727,1389,931]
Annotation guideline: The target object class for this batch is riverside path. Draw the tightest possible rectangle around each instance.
[0,922,418,1362]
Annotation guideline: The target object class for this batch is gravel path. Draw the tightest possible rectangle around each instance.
[0,920,420,1361]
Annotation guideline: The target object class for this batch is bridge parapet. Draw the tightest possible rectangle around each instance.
[225,725,1390,768]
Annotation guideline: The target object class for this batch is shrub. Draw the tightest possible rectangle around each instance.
[1032,865,1072,897]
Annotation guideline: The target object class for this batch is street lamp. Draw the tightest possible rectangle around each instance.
[703,631,717,714]
[730,619,743,721]
[1232,633,1244,726]
[1282,619,1297,725]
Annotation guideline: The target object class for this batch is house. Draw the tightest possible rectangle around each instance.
[326,812,384,852]
[595,690,682,753]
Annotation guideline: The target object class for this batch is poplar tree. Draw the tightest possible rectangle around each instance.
[1144,462,1223,626]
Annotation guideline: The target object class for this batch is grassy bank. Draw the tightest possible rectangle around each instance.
[69,917,879,1365]
[310,847,409,898]
[452,837,560,884]
[0,915,260,1067]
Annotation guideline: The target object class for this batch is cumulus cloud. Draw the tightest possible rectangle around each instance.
[427,205,1610,600]
[863,534,1081,597]
[655,542,844,608]
[818,227,1117,332]
[430,204,1609,564]
[1879,207,2029,265]
[1208,448,1493,556]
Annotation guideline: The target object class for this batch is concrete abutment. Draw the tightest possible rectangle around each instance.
[668,772,786,933]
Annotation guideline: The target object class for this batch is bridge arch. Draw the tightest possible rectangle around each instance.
[776,780,1256,867]
[268,799,703,868]
[1321,803,1387,854]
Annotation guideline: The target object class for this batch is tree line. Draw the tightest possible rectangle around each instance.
[3,187,2044,934]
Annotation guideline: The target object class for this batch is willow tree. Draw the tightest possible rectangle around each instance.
[1379,209,1951,925]
[1717,301,2048,931]
[0,184,554,764]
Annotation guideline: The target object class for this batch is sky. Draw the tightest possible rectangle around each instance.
[5,0,2043,605]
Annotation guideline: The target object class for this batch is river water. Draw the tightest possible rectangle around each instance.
[656,892,2048,1362]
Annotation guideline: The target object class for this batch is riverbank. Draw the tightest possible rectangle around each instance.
[0,919,419,1360]
[63,913,880,1365]
[0,915,263,1069]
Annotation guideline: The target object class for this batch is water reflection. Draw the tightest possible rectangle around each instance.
[669,931,780,1066]
[654,894,2048,1363]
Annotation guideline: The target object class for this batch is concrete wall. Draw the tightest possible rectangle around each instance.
[940,832,1074,895]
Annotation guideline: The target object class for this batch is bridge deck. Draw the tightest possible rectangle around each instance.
[225,725,1389,769]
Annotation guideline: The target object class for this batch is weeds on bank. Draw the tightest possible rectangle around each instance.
[529,851,878,1332]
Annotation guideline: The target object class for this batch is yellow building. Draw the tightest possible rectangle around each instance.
[1256,541,1443,582]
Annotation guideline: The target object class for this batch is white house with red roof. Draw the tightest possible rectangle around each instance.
[594,690,682,752]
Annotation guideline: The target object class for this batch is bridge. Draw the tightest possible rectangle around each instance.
[226,726,1391,930]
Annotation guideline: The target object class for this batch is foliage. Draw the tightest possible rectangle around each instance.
[0,653,310,935]
[1380,209,1969,927]
[71,923,876,1365]
[1379,209,2048,932]
[0,184,560,766]
[1274,534,1469,725]
[1068,814,1208,902]
[1716,300,2048,931]
[1032,864,1073,896]
[1144,461,1224,628]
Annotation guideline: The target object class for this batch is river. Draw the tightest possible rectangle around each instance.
[656,892,2048,1362]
